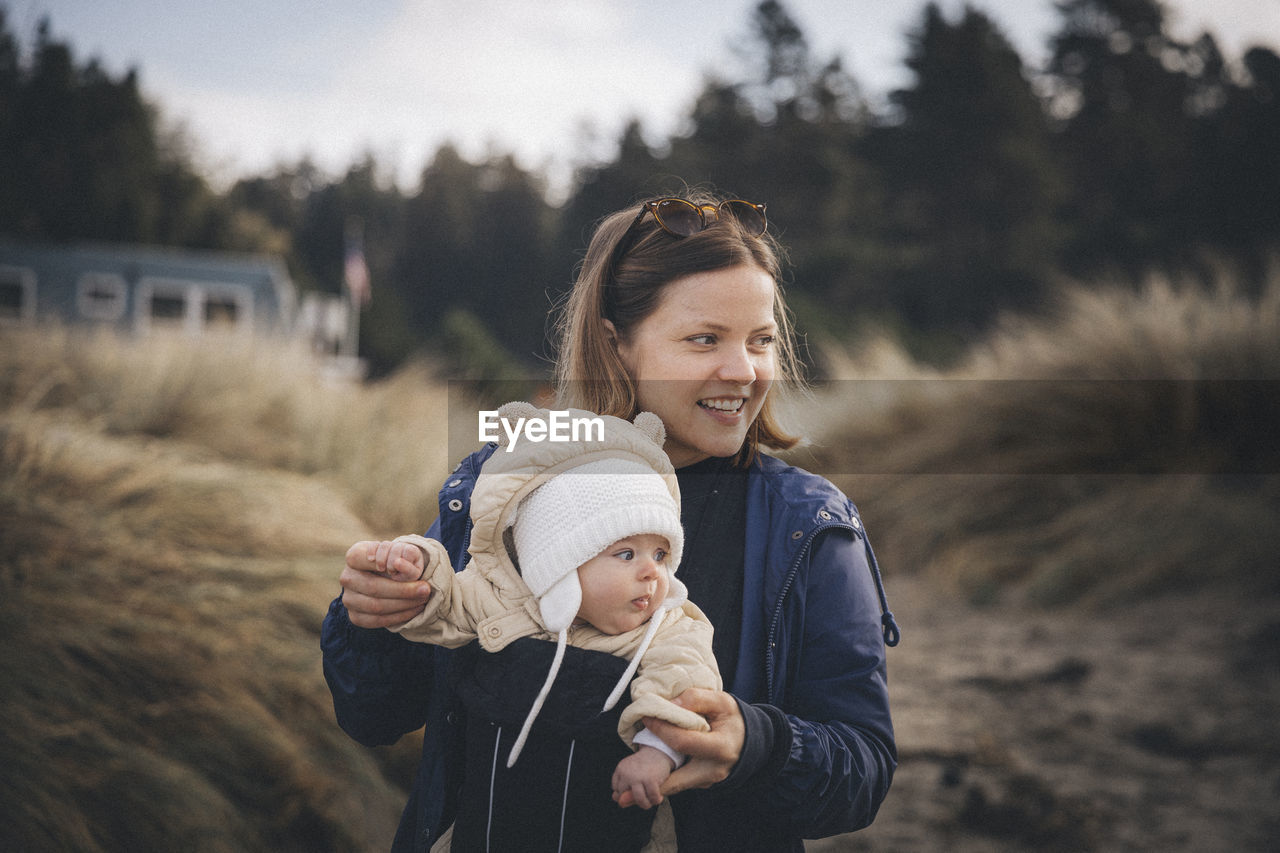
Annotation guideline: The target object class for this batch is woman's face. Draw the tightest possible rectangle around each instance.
[613,264,778,467]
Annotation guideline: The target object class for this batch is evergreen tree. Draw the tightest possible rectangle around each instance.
[864,3,1066,329]
[396,145,556,368]
[1046,0,1201,272]
[1189,43,1280,275]
[662,0,877,337]
[0,13,234,248]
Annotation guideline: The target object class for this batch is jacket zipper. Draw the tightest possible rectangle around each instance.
[764,521,852,703]
[458,518,473,572]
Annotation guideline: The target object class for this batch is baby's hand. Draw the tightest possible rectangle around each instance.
[347,539,428,582]
[611,745,675,810]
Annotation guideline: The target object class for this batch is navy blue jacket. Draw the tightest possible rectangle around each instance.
[322,445,897,852]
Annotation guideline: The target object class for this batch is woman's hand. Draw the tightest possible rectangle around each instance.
[617,688,745,806]
[340,541,434,629]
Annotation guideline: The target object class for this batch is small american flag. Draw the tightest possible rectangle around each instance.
[344,227,371,307]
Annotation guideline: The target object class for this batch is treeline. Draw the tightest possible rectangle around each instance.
[3,1,1278,373]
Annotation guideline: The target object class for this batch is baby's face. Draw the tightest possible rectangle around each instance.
[575,533,672,635]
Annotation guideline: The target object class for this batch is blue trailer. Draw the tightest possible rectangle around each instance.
[0,241,298,337]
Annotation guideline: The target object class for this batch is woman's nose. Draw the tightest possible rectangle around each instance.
[716,345,756,385]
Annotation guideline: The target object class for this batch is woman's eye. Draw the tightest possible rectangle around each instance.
[753,335,776,347]
[688,334,715,346]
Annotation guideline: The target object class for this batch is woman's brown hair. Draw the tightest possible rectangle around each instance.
[551,190,803,464]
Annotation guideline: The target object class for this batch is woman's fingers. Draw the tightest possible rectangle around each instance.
[642,688,746,796]
[339,566,432,628]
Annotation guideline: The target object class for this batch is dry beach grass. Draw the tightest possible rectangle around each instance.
[0,330,448,851]
[1,278,1277,851]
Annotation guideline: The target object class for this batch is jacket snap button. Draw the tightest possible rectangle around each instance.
[791,530,803,540]
[448,499,463,512]
[851,516,862,529]
[488,626,501,637]
[818,510,832,520]
[448,479,462,488]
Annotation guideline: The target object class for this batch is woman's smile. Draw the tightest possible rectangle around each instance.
[698,396,746,415]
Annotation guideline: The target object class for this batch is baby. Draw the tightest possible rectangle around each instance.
[351,403,720,852]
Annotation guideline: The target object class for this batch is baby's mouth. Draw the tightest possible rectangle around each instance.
[632,595,651,610]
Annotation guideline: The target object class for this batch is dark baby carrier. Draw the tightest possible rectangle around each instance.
[448,637,655,853]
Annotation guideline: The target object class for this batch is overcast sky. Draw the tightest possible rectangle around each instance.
[12,1,1280,194]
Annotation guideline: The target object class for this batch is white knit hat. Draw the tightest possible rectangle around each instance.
[512,457,685,632]
[504,456,686,766]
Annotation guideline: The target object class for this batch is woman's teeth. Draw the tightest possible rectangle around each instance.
[699,398,743,412]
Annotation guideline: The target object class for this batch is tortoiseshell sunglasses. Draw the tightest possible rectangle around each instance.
[604,197,768,290]
[626,197,767,239]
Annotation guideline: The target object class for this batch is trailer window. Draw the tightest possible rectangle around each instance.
[77,273,128,321]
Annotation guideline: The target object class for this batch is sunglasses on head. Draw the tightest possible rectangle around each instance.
[630,197,767,238]
[603,198,768,306]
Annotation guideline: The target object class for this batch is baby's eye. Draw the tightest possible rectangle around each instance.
[614,548,635,561]
[654,549,668,563]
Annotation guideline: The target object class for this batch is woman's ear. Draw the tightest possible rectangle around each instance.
[602,318,619,349]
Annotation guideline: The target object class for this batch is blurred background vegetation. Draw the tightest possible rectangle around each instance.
[4,0,1278,374]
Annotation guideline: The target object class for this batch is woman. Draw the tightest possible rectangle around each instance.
[322,193,899,852]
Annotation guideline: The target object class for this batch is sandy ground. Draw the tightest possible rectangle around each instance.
[808,574,1280,852]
